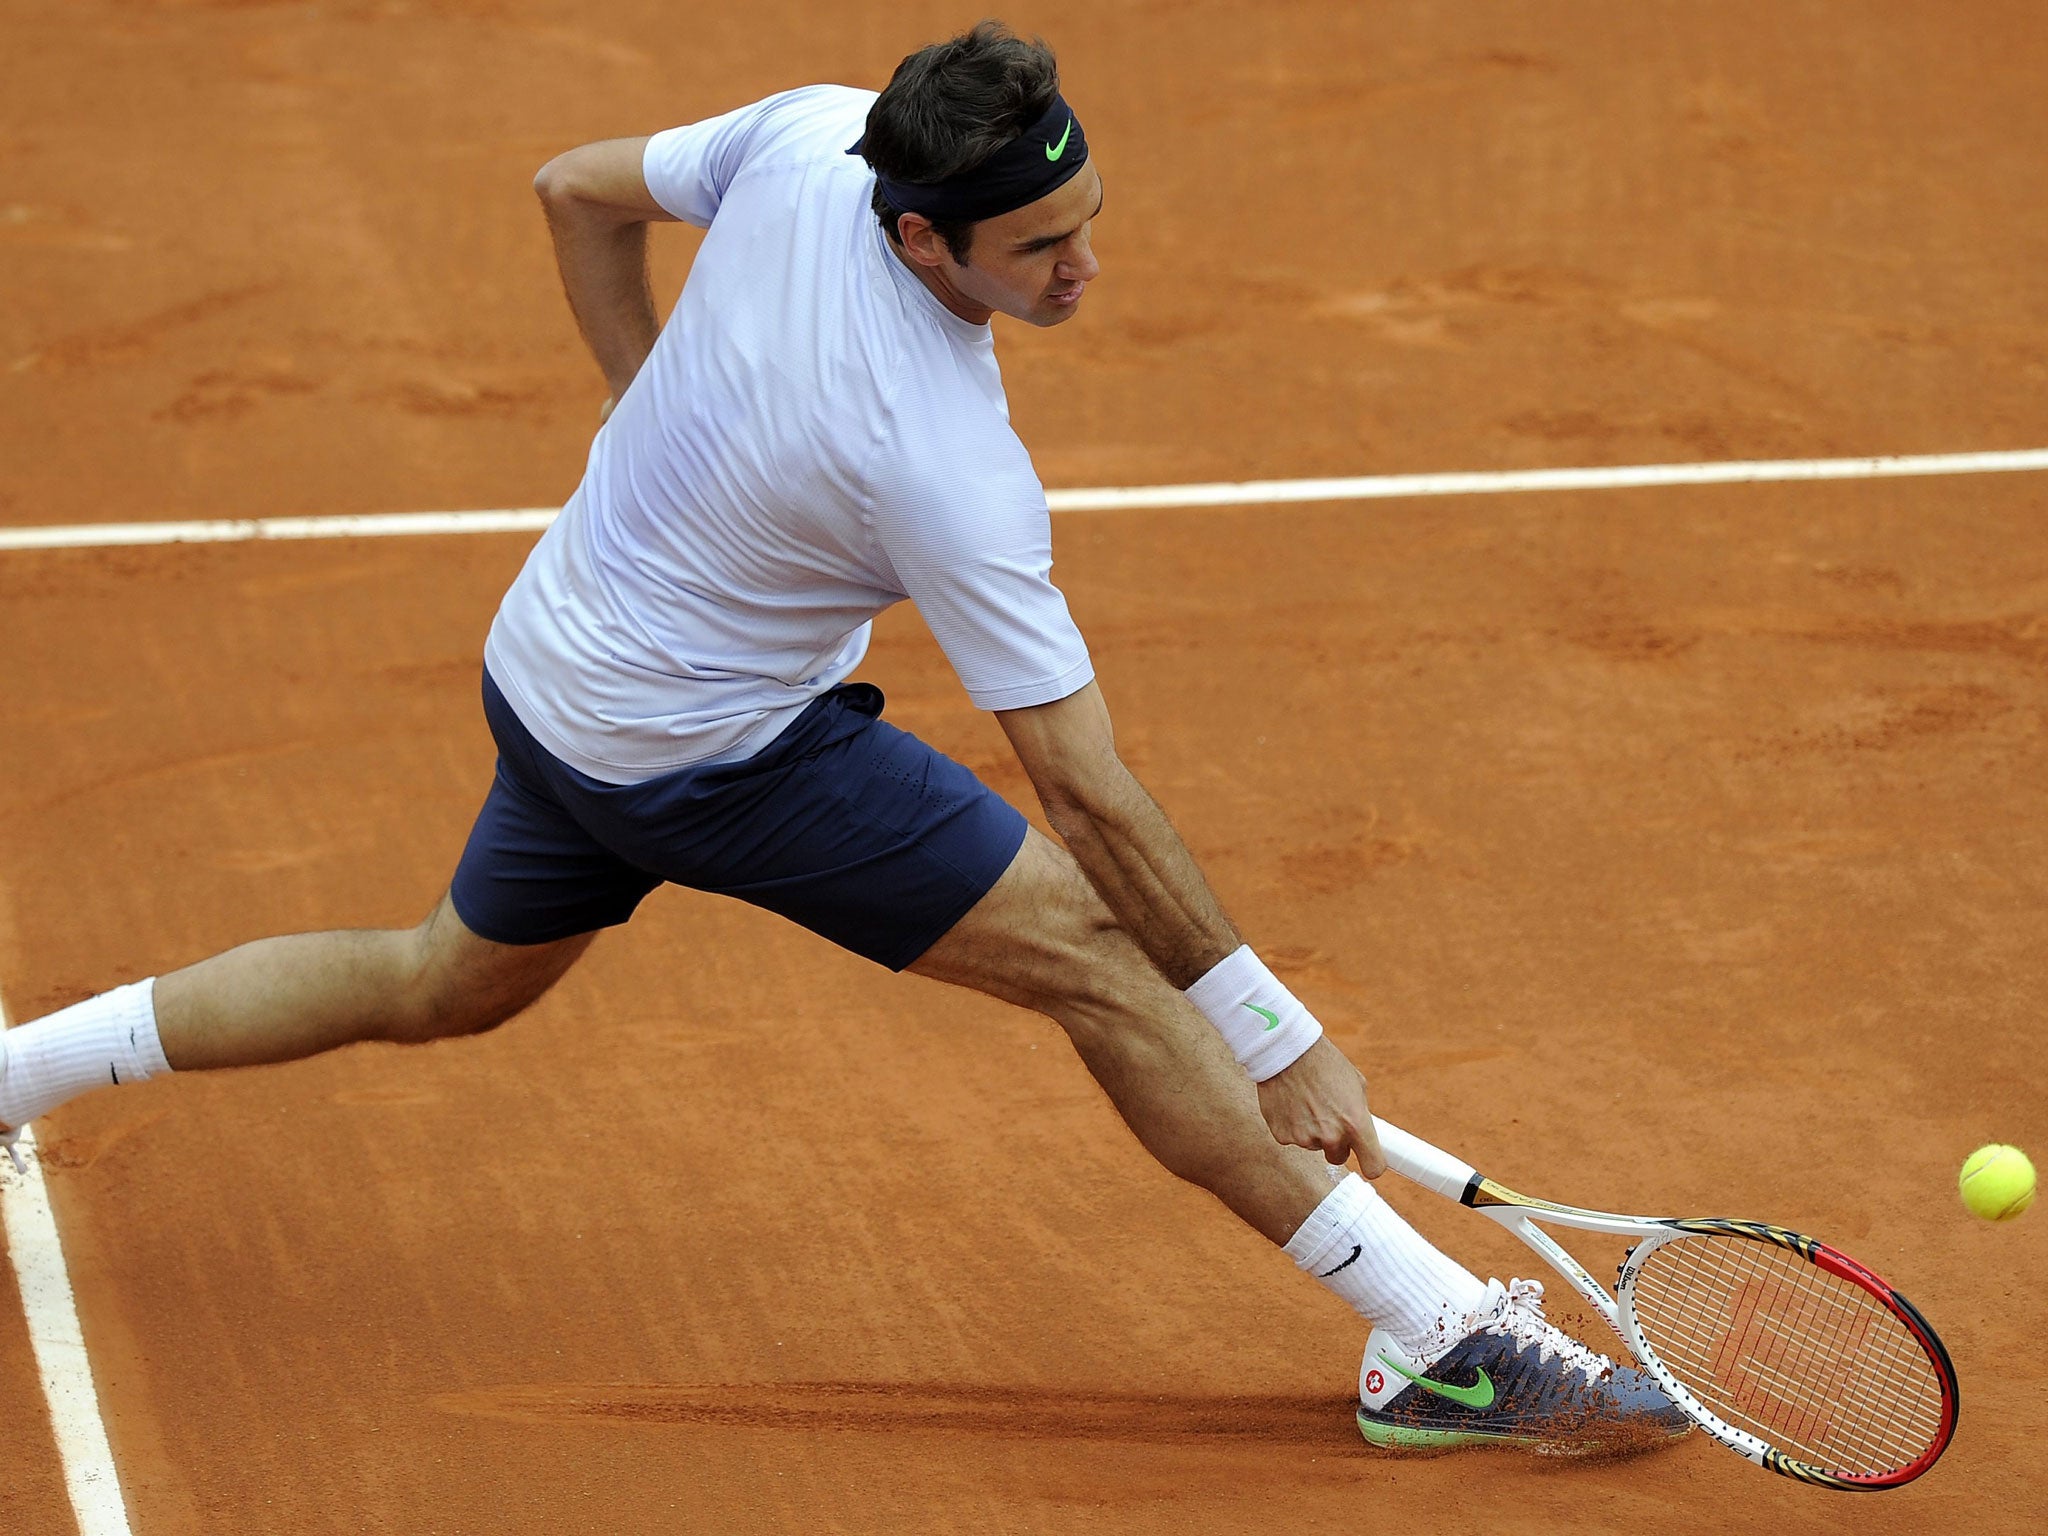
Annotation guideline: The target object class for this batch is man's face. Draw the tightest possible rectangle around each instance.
[903,161,1104,328]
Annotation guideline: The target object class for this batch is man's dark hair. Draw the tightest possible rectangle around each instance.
[862,20,1061,263]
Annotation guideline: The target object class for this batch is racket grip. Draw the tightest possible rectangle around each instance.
[1371,1117,1479,1201]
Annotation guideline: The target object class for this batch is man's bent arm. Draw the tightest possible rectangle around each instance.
[999,683,1386,1172]
[532,137,670,404]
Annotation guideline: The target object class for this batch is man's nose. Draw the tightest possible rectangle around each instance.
[1062,234,1101,283]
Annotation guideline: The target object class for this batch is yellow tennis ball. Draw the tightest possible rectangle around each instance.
[1959,1144,2035,1221]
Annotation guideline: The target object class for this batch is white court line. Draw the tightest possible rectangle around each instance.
[1,447,2046,552]
[1,1005,135,1536]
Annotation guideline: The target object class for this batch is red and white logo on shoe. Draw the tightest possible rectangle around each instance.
[1364,1368,1384,1395]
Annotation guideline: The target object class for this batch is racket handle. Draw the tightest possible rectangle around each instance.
[1370,1117,1479,1202]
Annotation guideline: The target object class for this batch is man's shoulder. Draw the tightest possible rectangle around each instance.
[722,83,877,171]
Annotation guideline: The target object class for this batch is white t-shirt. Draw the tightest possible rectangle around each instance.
[485,84,1094,784]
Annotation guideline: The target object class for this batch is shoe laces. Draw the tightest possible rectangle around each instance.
[1474,1277,1613,1384]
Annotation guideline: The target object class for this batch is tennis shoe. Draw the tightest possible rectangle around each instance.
[1355,1277,1689,1456]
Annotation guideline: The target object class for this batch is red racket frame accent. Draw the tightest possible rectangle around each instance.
[1802,1241,1960,1489]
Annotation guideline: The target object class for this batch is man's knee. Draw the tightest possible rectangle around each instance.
[391,972,519,1043]
[914,832,1134,1015]
[1049,902,1148,1012]
[384,900,588,1044]
[1007,852,1221,1071]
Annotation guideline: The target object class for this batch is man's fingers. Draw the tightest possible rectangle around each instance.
[1350,1115,1389,1179]
[1256,1048,1391,1178]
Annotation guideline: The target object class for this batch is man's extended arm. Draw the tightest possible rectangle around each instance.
[1002,684,1235,988]
[531,137,669,407]
[999,682,1387,1173]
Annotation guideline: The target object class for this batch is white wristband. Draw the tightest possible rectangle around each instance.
[1183,945,1323,1082]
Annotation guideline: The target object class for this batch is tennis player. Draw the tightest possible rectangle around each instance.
[2,23,1683,1454]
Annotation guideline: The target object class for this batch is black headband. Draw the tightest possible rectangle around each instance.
[851,93,1088,224]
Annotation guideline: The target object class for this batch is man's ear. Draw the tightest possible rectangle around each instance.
[896,212,948,270]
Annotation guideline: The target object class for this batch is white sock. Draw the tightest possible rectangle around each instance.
[1285,1173,1487,1359]
[0,979,170,1129]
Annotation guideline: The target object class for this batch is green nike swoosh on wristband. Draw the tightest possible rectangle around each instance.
[1243,1002,1281,1030]
[1375,1352,1497,1409]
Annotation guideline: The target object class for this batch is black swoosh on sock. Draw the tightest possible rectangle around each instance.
[1317,1243,1363,1278]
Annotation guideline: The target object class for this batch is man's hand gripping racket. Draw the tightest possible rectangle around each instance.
[1257,1036,1388,1174]
[1358,1117,1958,1490]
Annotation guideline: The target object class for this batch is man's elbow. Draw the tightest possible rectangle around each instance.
[533,145,620,210]
[532,153,581,207]
[533,141,663,227]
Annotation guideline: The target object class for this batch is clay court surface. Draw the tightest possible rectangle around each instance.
[4,1,2046,1531]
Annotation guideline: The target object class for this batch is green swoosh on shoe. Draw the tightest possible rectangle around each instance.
[1375,1352,1496,1410]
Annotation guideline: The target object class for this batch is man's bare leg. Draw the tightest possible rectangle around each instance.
[911,829,1334,1245]
[2,896,593,1139]
[155,894,596,1069]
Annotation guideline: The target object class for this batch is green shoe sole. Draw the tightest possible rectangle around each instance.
[1357,1408,1691,1458]
[1355,1410,1541,1454]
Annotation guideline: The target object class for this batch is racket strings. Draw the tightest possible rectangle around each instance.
[1653,1256,1935,1472]
[1628,1235,1944,1476]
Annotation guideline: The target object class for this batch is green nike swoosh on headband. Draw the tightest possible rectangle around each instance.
[1045,118,1073,161]
[1243,1003,1280,1030]
[1375,1352,1496,1410]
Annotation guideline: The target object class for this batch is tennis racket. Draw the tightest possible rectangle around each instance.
[1364,1116,1958,1489]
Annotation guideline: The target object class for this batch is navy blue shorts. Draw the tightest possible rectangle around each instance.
[449,671,1029,969]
